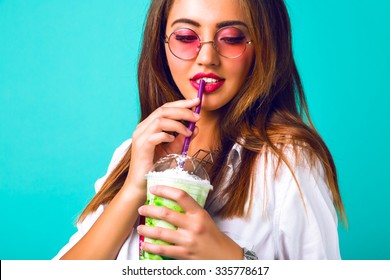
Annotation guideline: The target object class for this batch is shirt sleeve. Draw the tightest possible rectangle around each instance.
[272,152,341,259]
[52,139,132,259]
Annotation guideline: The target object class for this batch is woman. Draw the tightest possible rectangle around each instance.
[55,0,346,260]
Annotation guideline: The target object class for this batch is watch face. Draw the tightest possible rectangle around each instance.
[243,248,258,260]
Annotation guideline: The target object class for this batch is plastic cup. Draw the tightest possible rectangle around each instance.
[140,154,212,260]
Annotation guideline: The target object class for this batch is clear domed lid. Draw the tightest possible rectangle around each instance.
[150,154,210,181]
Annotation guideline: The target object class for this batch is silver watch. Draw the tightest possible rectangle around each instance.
[242,247,258,260]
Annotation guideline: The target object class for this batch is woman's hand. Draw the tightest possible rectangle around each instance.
[137,185,243,260]
[124,99,201,192]
[60,100,202,260]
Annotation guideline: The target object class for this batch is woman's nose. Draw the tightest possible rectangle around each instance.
[195,41,220,66]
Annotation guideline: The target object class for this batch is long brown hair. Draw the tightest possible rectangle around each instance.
[78,0,346,223]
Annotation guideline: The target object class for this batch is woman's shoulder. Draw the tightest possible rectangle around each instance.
[93,138,132,193]
[251,143,331,204]
[106,138,132,171]
[256,143,324,174]
[225,142,340,259]
[252,144,339,259]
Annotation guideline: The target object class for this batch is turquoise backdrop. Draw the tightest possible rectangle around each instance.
[0,0,389,259]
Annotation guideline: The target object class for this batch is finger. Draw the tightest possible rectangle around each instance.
[155,133,187,156]
[162,98,200,109]
[138,203,187,228]
[145,132,176,147]
[131,131,175,158]
[134,106,200,138]
[137,224,179,245]
[146,118,193,138]
[140,98,200,130]
[133,118,194,153]
[143,98,200,128]
[153,106,200,125]
[164,126,198,153]
[140,240,193,260]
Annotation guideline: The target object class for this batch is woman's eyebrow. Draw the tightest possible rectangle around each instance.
[170,19,248,29]
[216,20,249,29]
[171,18,200,27]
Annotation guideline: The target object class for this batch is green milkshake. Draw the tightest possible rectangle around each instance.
[140,154,212,260]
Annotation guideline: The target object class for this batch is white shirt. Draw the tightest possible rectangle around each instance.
[54,139,341,260]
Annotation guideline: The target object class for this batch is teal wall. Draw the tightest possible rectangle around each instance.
[0,0,389,259]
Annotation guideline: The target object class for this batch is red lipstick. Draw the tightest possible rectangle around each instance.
[190,73,225,93]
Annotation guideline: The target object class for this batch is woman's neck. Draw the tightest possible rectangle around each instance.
[187,110,220,156]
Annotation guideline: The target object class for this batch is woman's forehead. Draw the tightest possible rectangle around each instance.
[166,0,250,29]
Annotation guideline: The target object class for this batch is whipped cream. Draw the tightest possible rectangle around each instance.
[146,168,212,190]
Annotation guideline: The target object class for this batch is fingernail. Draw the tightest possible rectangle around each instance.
[193,112,200,119]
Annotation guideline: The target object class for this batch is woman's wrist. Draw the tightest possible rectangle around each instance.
[119,181,147,205]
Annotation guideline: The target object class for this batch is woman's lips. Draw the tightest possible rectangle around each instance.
[190,73,225,93]
[190,80,225,93]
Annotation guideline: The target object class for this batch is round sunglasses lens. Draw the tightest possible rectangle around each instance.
[168,29,199,60]
[215,27,247,58]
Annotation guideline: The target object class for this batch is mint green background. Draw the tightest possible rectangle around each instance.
[0,0,389,260]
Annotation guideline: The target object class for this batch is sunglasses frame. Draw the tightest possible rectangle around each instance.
[164,26,253,60]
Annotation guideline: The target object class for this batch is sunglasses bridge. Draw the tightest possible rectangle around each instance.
[196,40,252,55]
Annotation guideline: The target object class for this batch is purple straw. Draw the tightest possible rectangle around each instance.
[181,79,205,157]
